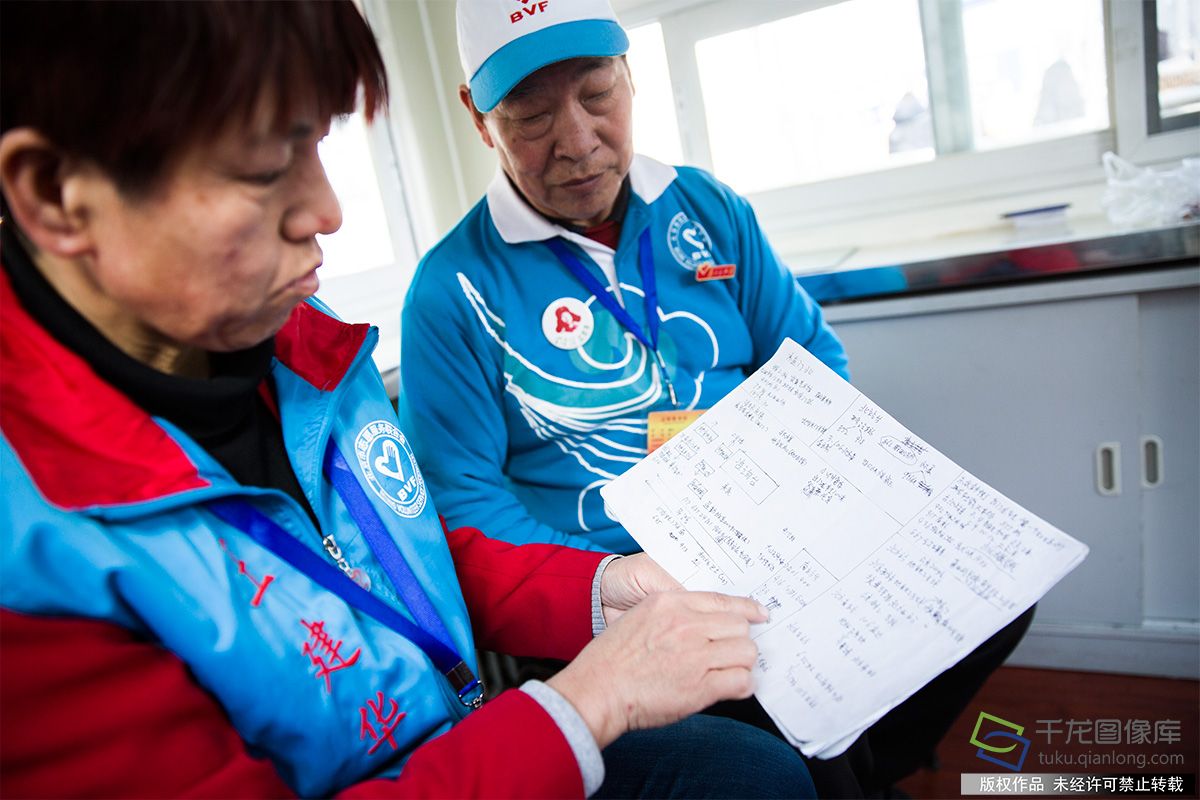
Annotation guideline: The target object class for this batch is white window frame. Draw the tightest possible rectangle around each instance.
[1109,0,1200,163]
[615,0,1198,238]
[313,0,425,385]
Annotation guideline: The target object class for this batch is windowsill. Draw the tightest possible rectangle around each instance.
[776,175,1116,275]
[770,147,1199,294]
[792,216,1200,306]
[790,212,1170,277]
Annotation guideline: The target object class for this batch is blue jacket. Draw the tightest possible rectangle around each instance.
[1,291,482,796]
[401,156,849,553]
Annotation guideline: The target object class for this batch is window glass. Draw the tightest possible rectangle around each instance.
[316,112,395,280]
[695,0,932,194]
[961,0,1109,150]
[1155,0,1200,121]
[627,22,685,166]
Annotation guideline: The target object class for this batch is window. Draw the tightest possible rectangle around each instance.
[620,0,1197,232]
[694,0,932,191]
[318,113,396,280]
[311,0,422,379]
[315,108,418,376]
[1111,0,1200,164]
[1148,0,1200,132]
[958,0,1108,151]
[628,22,685,166]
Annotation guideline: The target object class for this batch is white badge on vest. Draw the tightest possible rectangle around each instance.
[542,297,594,350]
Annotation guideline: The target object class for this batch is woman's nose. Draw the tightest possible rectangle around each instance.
[284,151,343,240]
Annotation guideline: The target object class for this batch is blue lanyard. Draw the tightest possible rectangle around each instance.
[207,440,483,708]
[545,229,679,407]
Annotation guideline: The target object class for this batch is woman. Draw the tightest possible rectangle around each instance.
[0,2,817,797]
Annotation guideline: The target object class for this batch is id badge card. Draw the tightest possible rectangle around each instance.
[647,410,706,453]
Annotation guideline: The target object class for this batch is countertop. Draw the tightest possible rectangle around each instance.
[794,220,1200,305]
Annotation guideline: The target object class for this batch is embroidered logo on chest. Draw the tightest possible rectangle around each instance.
[541,296,594,350]
[355,420,426,518]
[667,212,715,270]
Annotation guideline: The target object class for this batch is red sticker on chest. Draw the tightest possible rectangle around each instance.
[695,263,737,281]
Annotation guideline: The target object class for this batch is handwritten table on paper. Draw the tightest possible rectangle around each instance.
[600,338,1088,758]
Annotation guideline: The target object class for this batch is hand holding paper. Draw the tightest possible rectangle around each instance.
[601,338,1088,758]
[548,589,767,748]
[599,552,683,626]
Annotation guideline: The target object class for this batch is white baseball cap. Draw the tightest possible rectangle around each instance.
[457,0,629,113]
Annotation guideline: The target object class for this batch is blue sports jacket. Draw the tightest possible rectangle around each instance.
[401,156,849,553]
[0,290,484,796]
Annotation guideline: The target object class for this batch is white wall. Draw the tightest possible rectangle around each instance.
[375,0,498,247]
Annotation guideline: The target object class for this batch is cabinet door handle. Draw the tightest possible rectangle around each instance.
[1095,442,1121,496]
[1140,435,1164,489]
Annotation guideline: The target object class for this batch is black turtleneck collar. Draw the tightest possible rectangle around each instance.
[1,220,317,526]
[1,221,274,438]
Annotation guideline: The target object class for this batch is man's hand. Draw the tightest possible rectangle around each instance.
[599,553,681,626]
[547,590,769,749]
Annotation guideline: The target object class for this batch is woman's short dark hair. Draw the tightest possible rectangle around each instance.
[0,0,388,194]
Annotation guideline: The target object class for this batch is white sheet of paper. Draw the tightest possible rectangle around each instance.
[601,338,1088,757]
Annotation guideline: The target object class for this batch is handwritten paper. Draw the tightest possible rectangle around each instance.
[601,338,1087,757]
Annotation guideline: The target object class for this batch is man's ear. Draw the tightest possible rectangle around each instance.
[458,85,495,149]
[0,128,94,257]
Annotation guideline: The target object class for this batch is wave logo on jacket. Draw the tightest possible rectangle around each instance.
[457,273,719,529]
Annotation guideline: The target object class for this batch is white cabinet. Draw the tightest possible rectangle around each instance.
[824,268,1199,677]
[1139,289,1200,623]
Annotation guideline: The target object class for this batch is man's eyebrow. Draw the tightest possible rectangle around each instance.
[503,57,614,105]
[504,82,540,103]
[572,57,610,78]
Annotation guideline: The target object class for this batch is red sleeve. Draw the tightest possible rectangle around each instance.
[441,517,610,660]
[1,610,583,799]
[341,690,582,799]
[0,609,294,799]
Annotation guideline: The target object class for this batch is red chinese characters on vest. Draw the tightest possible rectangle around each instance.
[359,691,407,755]
[219,538,275,607]
[299,618,362,693]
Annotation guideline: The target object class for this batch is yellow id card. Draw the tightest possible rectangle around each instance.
[646,410,706,454]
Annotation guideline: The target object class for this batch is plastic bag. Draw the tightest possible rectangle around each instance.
[1100,151,1200,229]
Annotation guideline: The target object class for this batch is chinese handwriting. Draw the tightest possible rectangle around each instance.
[219,538,275,607]
[359,691,406,755]
[300,618,361,693]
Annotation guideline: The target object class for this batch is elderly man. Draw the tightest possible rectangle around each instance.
[400,0,849,556]
[400,2,1033,798]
